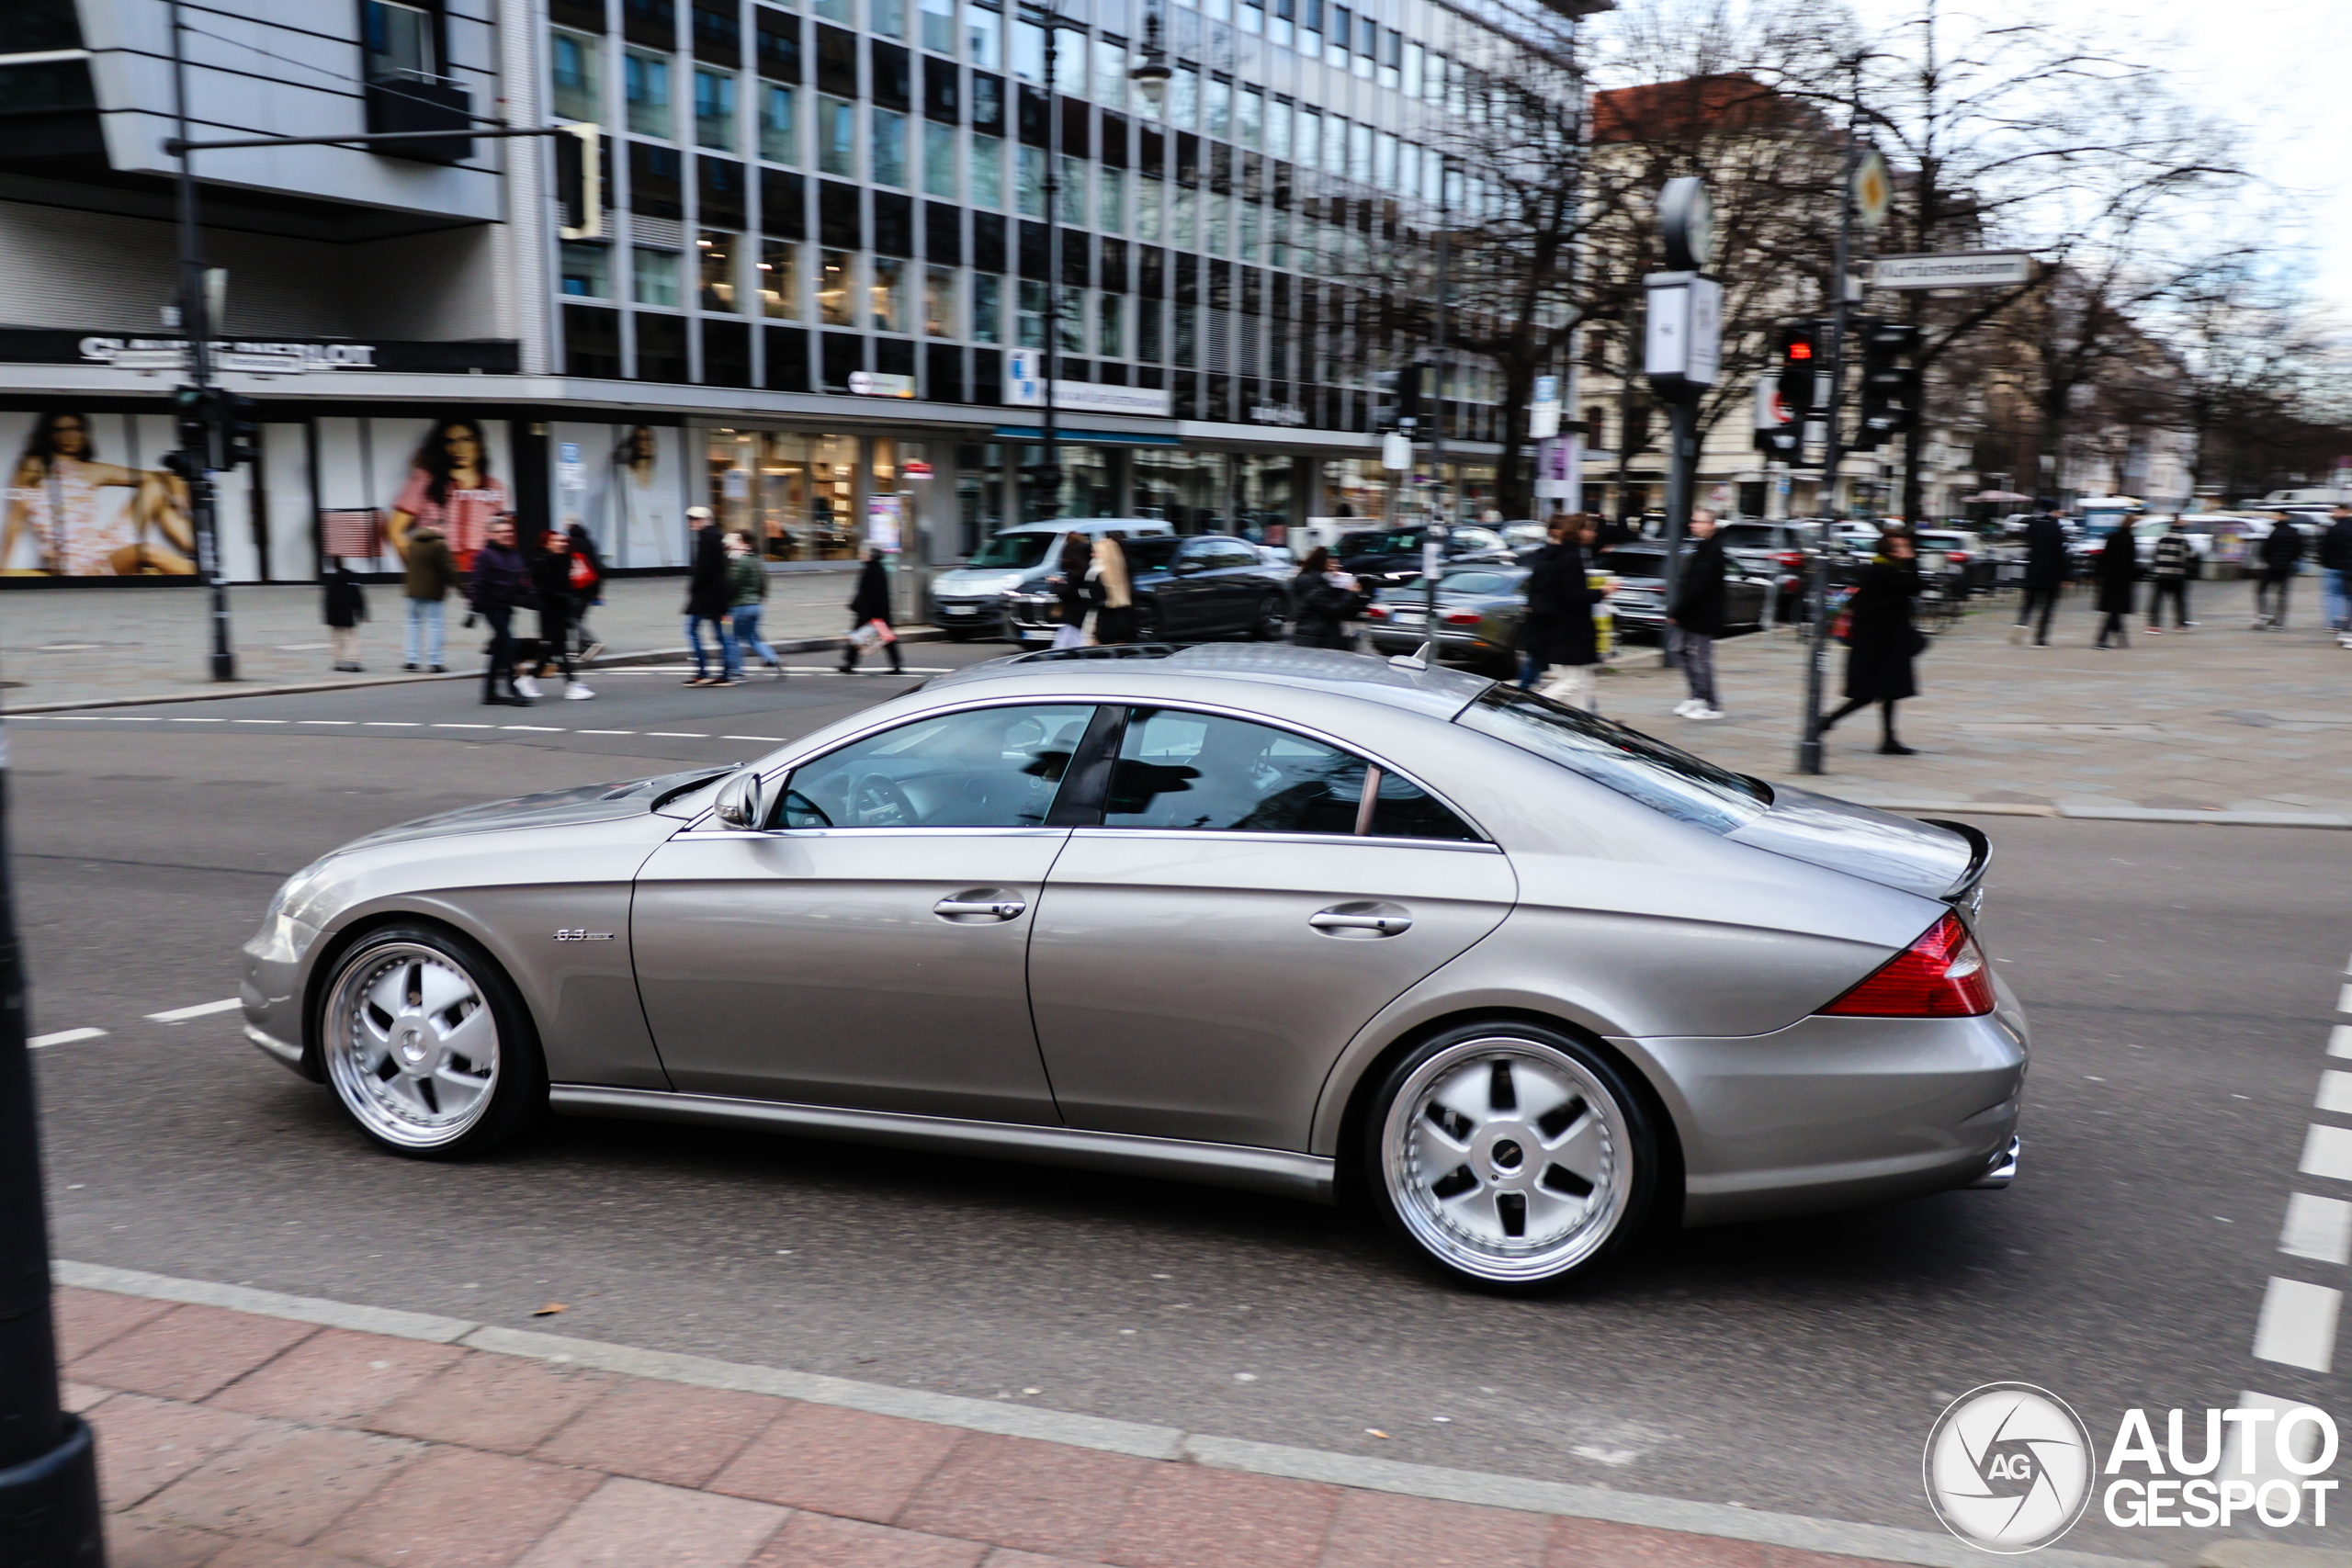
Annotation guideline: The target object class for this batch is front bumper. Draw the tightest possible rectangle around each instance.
[241,927,319,1080]
[930,593,1006,631]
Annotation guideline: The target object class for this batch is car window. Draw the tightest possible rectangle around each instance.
[1212,540,1260,569]
[1121,537,1181,572]
[778,705,1096,829]
[1604,549,1667,578]
[967,533,1054,569]
[1456,685,1770,834]
[1102,708,1478,840]
[1436,570,1521,595]
[1451,527,1504,552]
[1342,527,1420,556]
[1715,525,1779,551]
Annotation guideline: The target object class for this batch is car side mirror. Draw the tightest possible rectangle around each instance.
[712,768,765,829]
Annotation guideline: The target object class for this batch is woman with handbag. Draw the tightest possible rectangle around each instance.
[840,546,903,673]
[1288,547,1369,649]
[1818,528,1925,756]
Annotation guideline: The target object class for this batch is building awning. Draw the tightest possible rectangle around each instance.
[989,426,1182,446]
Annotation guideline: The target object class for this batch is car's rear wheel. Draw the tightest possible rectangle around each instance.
[1365,1023,1654,1291]
[320,926,544,1158]
[1250,592,1288,641]
[1131,604,1162,643]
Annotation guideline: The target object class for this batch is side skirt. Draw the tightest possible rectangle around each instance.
[548,1084,1339,1205]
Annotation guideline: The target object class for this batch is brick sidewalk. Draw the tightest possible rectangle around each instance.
[59,1283,1923,1568]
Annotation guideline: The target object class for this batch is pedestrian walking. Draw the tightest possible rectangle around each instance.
[1520,515,1604,708]
[2255,514,2304,629]
[840,545,904,673]
[467,515,537,706]
[1090,532,1137,645]
[1818,529,1924,755]
[1049,530,1092,649]
[683,504,737,685]
[1666,508,1725,720]
[399,521,457,671]
[322,559,368,672]
[1288,546,1368,649]
[2145,516,2196,633]
[565,520,605,662]
[726,531,783,673]
[2092,528,2138,649]
[2009,500,2070,647]
[518,528,594,700]
[2319,503,2352,648]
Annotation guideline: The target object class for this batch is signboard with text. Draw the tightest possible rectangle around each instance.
[1004,351,1174,418]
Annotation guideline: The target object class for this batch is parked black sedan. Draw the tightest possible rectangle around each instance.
[1335,524,1517,589]
[1600,544,1770,639]
[1001,534,1294,646]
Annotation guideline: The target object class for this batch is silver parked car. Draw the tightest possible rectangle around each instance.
[243,646,2025,1290]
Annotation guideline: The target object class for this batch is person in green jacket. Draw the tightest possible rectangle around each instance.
[725,532,782,674]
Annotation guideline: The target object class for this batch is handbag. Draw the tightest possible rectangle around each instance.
[569,553,595,590]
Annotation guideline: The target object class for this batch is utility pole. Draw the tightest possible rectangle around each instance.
[1644,177,1720,671]
[1798,61,1864,777]
[171,0,236,682]
[0,705,106,1561]
[1037,9,1063,525]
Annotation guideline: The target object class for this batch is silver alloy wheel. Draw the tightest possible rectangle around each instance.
[1381,1036,1633,1283]
[324,942,502,1149]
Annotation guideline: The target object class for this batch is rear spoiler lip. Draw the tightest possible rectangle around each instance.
[1922,818,1993,909]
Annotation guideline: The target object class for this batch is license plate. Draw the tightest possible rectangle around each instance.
[942,605,975,615]
[1920,553,1948,571]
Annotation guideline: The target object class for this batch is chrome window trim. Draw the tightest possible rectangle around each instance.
[1066,827,1503,854]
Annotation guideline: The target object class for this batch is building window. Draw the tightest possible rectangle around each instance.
[1017,279,1046,346]
[700,231,741,310]
[819,249,855,323]
[760,83,797,163]
[813,0,852,22]
[1015,144,1046,217]
[1204,192,1227,255]
[1170,185,1194,247]
[560,241,610,297]
[1138,297,1161,361]
[364,0,437,83]
[1171,65,1197,129]
[872,255,906,331]
[1097,293,1124,357]
[817,95,855,175]
[1238,200,1258,262]
[971,133,1003,206]
[695,66,737,150]
[1348,120,1371,184]
[1098,165,1125,233]
[1205,76,1230,140]
[922,120,956,197]
[921,0,955,53]
[872,107,907,186]
[1136,175,1161,241]
[633,246,682,307]
[871,0,906,37]
[626,49,674,139]
[1012,17,1045,82]
[1056,155,1084,225]
[923,266,956,336]
[761,239,801,317]
[967,6,1000,67]
[1094,39,1128,108]
[552,29,602,123]
[973,273,1002,342]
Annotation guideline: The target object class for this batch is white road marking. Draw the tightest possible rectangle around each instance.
[2253,1278,2341,1371]
[2340,983,2352,1014]
[2317,1072,2352,1115]
[501,725,564,732]
[171,716,224,723]
[2279,1194,2352,1265]
[54,716,102,721]
[576,729,637,736]
[2332,1024,2352,1058]
[144,998,241,1023]
[363,722,420,728]
[109,716,158,721]
[2300,1124,2352,1180]
[232,718,287,725]
[647,732,709,739]
[28,1028,107,1049]
[431,724,492,730]
[297,720,354,726]
[722,735,785,742]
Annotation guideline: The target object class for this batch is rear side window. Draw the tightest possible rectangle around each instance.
[1457,684,1769,833]
[1101,707,1477,840]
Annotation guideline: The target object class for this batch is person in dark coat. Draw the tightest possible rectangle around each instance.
[467,516,538,706]
[2009,501,2070,646]
[1288,546,1368,649]
[683,506,736,684]
[2255,515,2306,629]
[520,528,594,699]
[1666,509,1726,719]
[1521,515,1603,708]
[1048,530,1093,649]
[2092,529,2138,649]
[840,546,903,673]
[1819,529,1923,754]
[2323,504,2352,645]
[322,559,368,672]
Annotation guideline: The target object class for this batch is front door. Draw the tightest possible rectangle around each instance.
[632,703,1100,1122]
[1026,706,1517,1149]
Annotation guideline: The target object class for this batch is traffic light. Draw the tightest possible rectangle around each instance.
[556,122,604,240]
[220,392,261,469]
[167,384,211,478]
[1775,320,1824,421]
[1374,364,1424,432]
[1396,362,1422,429]
[1753,373,1799,458]
[1855,319,1923,451]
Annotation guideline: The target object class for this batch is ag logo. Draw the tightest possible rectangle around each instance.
[1924,1383,2094,1553]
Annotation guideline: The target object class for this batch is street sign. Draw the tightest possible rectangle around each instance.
[1530,374,1561,439]
[1871,252,2033,289]
[1381,432,1411,471]
[1534,434,1577,501]
[1854,150,1892,231]
[848,370,915,398]
[1644,272,1722,393]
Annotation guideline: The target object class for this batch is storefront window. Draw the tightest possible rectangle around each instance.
[1133,448,1227,533]
[760,240,800,317]
[633,247,681,307]
[717,431,871,561]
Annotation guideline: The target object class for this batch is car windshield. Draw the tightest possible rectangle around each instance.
[1436,569,1523,595]
[1341,527,1421,556]
[1456,684,1771,833]
[1603,549,1667,578]
[967,533,1056,569]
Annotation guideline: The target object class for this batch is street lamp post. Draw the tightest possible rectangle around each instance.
[1797,63,1865,778]
[171,0,237,682]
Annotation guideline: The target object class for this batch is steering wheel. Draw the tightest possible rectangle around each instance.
[847,773,920,828]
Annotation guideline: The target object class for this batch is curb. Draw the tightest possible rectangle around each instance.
[51,1259,2158,1568]
[1,628,948,716]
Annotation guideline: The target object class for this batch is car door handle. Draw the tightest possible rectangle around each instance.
[934,891,1027,921]
[1309,902,1412,938]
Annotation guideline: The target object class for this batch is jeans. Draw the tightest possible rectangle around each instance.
[2147,578,2190,628]
[2325,568,2352,633]
[2015,584,2060,642]
[1535,663,1596,710]
[685,615,737,678]
[482,606,517,698]
[403,597,445,667]
[730,604,777,668]
[1672,628,1717,707]
[2257,572,2293,626]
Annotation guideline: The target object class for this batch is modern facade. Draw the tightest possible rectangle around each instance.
[0,0,1589,582]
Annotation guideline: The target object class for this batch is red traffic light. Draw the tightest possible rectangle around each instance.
[1787,343,1813,361]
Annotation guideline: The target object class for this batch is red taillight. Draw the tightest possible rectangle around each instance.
[1442,610,1482,626]
[1947,549,1970,563]
[1776,550,1804,568]
[1818,913,1994,1018]
[1365,604,1390,620]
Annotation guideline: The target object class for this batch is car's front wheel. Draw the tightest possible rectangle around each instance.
[1250,592,1288,641]
[1365,1023,1655,1291]
[318,925,545,1158]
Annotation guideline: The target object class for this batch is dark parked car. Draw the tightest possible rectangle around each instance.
[1335,524,1516,589]
[1713,521,1815,617]
[1362,566,1531,669]
[1601,546,1770,639]
[1001,534,1293,646]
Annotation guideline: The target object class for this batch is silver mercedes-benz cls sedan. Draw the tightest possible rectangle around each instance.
[242,645,2025,1290]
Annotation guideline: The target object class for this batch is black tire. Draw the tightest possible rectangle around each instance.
[1250,593,1288,642]
[314,922,547,1160]
[1362,1021,1657,1292]
[1131,604,1162,644]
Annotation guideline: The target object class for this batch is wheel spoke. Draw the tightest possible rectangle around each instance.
[413,961,475,1020]
[1546,1115,1608,1185]
[435,1002,496,1066]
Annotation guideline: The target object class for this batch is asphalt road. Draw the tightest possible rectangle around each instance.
[13,649,2352,1559]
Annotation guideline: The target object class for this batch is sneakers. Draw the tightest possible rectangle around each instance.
[402,660,419,671]
[1686,705,1725,721]
[429,664,447,673]
[565,682,596,700]
[1671,698,1701,717]
[514,675,542,699]
[684,675,717,686]
[2145,626,2163,636]
[2007,624,2027,646]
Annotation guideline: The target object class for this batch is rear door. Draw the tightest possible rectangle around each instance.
[1026,705,1516,1150]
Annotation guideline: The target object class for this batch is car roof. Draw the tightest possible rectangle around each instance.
[996,518,1175,535]
[922,641,1495,720]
